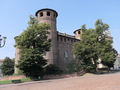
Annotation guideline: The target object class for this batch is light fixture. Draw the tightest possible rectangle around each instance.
[0,34,7,48]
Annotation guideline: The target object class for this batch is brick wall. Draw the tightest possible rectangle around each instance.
[0,75,26,81]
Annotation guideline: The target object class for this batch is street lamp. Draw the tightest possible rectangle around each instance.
[0,35,7,48]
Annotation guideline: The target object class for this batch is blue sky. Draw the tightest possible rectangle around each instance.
[0,0,120,59]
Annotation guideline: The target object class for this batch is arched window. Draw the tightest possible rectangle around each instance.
[64,51,68,58]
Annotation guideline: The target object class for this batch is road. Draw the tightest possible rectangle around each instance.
[0,72,120,90]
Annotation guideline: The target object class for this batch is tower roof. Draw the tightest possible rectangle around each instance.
[35,8,58,17]
[73,29,81,34]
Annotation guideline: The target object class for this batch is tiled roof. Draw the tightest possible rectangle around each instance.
[117,54,120,58]
[0,60,4,63]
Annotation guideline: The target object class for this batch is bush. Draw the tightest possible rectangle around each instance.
[67,60,82,73]
[45,64,62,75]
[81,64,95,72]
[13,70,24,76]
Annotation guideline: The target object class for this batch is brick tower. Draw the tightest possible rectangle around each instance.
[35,8,58,65]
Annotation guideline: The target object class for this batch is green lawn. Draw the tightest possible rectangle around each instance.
[0,78,31,85]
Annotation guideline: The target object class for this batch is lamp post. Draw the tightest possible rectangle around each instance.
[0,35,7,48]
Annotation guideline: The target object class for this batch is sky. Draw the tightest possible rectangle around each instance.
[0,0,120,59]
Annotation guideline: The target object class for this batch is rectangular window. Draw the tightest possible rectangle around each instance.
[57,36,59,41]
[61,37,62,41]
[40,12,43,17]
[64,38,66,42]
[54,14,56,17]
[78,31,81,34]
[47,12,50,16]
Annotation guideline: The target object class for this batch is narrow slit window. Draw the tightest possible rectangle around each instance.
[78,31,81,34]
[47,12,50,16]
[61,37,62,41]
[68,38,69,41]
[40,12,43,17]
[64,38,66,42]
[57,36,59,41]
[54,14,56,17]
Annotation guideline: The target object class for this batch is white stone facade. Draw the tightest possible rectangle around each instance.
[114,54,120,69]
[0,60,3,77]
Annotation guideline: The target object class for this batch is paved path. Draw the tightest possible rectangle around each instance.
[0,72,120,90]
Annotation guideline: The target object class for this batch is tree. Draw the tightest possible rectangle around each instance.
[1,57,14,76]
[101,47,118,71]
[14,15,51,78]
[73,19,117,72]
[67,59,82,73]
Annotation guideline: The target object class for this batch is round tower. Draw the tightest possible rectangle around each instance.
[35,8,58,65]
[74,29,82,40]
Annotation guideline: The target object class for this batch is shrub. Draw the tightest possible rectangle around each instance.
[45,64,62,75]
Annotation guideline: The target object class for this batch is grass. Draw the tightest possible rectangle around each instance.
[0,78,31,85]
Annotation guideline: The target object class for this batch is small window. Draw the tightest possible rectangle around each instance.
[64,38,66,42]
[78,31,81,34]
[64,51,68,58]
[47,12,50,16]
[54,14,56,17]
[57,36,59,41]
[68,38,69,41]
[40,12,43,17]
[61,37,62,41]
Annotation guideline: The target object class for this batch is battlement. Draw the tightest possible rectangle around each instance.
[58,32,75,39]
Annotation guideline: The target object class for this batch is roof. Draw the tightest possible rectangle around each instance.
[35,8,58,17]
[58,32,80,40]
[73,29,81,34]
[0,60,4,63]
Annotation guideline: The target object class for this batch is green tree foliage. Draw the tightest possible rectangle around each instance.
[45,64,62,75]
[67,59,81,73]
[14,15,51,78]
[101,48,118,71]
[73,19,118,72]
[1,57,14,76]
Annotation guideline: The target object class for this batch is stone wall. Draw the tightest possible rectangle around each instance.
[0,71,86,81]
[0,75,26,81]
[42,71,86,80]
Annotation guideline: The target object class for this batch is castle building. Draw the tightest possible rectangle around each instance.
[15,8,113,73]
[14,8,81,73]
[0,59,3,76]
[114,54,120,69]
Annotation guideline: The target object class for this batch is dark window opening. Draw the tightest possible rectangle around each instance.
[40,12,43,17]
[47,12,50,16]
[61,37,62,41]
[68,38,69,41]
[54,14,56,17]
[71,39,73,43]
[57,36,59,41]
[78,31,81,34]
[64,38,66,42]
